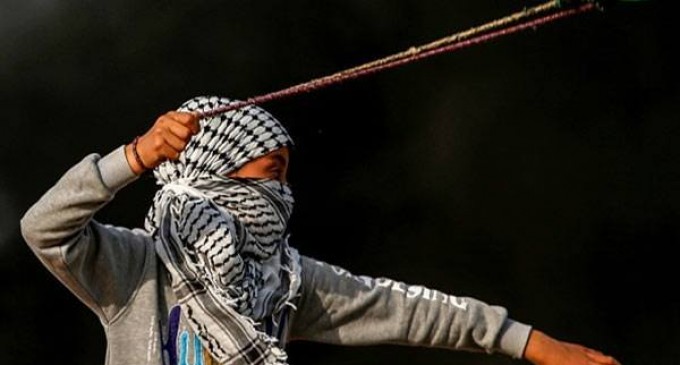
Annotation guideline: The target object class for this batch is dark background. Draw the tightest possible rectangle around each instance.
[1,1,678,364]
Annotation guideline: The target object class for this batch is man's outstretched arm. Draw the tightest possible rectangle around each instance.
[289,256,620,365]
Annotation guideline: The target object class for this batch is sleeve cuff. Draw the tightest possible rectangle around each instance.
[96,145,139,192]
[495,319,533,359]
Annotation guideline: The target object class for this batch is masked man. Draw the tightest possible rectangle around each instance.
[21,96,620,365]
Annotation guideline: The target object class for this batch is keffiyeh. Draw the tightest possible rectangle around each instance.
[145,96,301,365]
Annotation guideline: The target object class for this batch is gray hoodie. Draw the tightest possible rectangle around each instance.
[20,146,532,365]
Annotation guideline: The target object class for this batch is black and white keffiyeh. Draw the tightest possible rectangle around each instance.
[145,96,301,365]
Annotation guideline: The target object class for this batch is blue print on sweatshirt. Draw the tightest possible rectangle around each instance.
[179,331,204,365]
[161,306,181,365]
[162,305,208,365]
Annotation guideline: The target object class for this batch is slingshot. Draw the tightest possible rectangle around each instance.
[196,0,647,119]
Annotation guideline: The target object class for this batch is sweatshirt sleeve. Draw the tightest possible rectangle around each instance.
[20,146,151,324]
[289,256,532,359]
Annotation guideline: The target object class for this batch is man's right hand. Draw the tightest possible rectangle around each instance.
[125,111,201,175]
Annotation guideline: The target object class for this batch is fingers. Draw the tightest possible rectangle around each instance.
[584,349,621,365]
[162,129,188,154]
[132,111,202,170]
[166,120,196,142]
[155,111,200,143]
[569,343,620,365]
[147,128,183,161]
[159,112,201,158]
[166,111,201,135]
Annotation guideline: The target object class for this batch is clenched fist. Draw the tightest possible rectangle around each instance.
[125,111,201,174]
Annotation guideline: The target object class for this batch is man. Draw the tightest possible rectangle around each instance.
[21,96,620,365]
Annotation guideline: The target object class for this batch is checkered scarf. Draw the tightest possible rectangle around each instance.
[145,96,301,365]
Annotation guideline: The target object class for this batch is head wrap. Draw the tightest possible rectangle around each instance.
[145,96,301,365]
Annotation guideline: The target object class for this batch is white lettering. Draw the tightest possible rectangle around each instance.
[331,265,347,276]
[357,275,374,288]
[375,278,393,288]
[407,285,423,298]
[449,296,468,310]
[146,315,157,363]
[316,260,469,312]
[392,281,406,293]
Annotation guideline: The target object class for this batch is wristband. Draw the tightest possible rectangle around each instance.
[132,136,150,171]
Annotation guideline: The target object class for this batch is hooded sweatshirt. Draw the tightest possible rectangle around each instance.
[21,105,532,365]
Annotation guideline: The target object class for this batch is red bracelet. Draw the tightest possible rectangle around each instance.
[132,136,150,171]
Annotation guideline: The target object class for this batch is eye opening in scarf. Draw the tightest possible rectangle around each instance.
[229,176,294,189]
[226,146,291,183]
